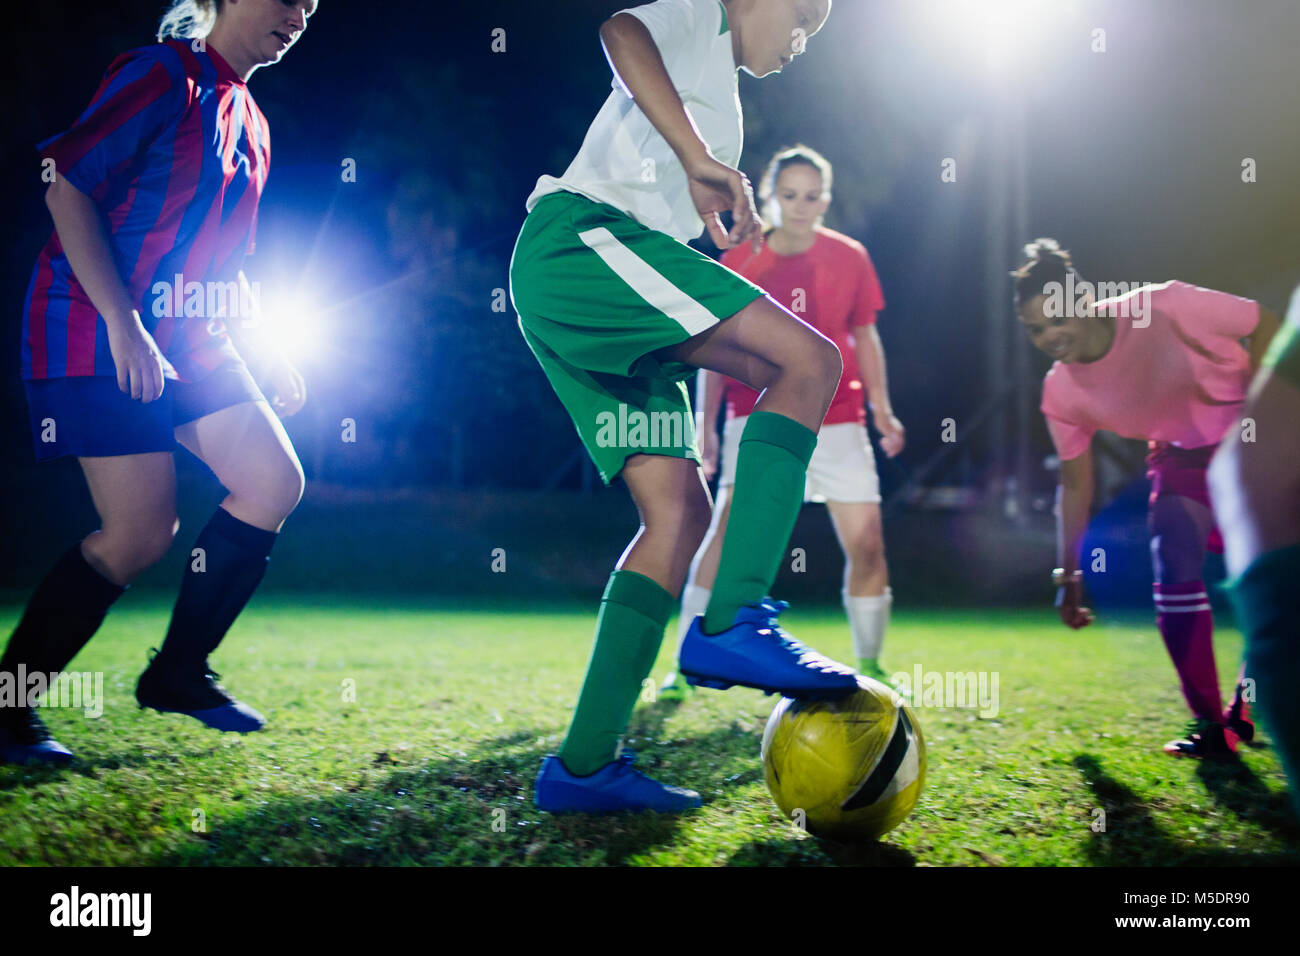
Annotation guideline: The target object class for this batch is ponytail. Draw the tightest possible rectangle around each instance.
[157,0,220,41]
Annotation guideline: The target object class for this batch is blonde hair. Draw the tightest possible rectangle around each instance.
[157,0,220,41]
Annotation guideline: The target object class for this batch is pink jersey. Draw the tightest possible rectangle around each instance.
[1042,281,1258,461]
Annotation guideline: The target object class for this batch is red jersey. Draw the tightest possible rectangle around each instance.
[718,227,885,425]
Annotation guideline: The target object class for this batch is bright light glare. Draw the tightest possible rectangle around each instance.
[923,0,1047,79]
[257,288,323,363]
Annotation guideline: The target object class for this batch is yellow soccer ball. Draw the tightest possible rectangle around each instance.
[761,675,926,842]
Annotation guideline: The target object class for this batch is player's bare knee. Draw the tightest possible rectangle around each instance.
[99,518,176,577]
[815,333,843,381]
[853,542,886,577]
[252,459,305,525]
[80,534,132,586]
[275,459,306,519]
[818,340,843,403]
[784,334,841,405]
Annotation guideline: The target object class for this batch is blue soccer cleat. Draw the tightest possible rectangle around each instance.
[0,707,74,766]
[136,650,265,733]
[534,751,702,814]
[679,598,859,699]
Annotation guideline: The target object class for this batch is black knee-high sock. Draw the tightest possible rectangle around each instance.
[153,508,277,672]
[0,544,126,702]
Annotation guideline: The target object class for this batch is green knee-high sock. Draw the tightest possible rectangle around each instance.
[558,569,674,777]
[1231,543,1300,815]
[703,411,817,634]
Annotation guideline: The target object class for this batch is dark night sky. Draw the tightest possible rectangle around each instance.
[3,0,1297,490]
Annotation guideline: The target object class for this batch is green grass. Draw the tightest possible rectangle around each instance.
[1,597,1296,866]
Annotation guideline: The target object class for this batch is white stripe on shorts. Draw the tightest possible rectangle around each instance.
[1155,603,1212,613]
[577,227,717,336]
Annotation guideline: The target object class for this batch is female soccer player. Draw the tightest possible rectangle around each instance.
[511,0,855,814]
[0,0,315,766]
[1013,238,1280,759]
[1210,283,1300,808]
[664,144,905,700]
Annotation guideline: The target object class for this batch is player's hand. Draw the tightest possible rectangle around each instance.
[105,311,166,403]
[699,427,720,481]
[685,154,764,252]
[265,359,307,418]
[1055,583,1095,629]
[874,409,905,458]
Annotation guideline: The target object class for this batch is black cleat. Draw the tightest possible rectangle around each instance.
[136,649,265,733]
[1224,682,1255,743]
[0,707,73,766]
[1163,718,1237,759]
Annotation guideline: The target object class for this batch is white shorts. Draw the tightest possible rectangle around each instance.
[719,415,881,504]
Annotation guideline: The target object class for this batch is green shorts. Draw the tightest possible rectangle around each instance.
[509,190,765,483]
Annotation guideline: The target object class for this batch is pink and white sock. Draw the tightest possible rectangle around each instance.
[1153,580,1224,728]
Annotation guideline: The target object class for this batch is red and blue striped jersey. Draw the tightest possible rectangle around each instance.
[22,38,270,382]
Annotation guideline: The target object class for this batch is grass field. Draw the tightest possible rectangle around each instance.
[1,597,1296,866]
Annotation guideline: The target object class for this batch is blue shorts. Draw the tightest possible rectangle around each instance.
[23,361,266,461]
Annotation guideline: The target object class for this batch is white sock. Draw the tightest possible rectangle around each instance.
[676,584,712,648]
[844,586,892,661]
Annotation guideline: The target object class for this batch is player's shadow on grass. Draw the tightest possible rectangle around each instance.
[0,744,230,791]
[147,725,788,866]
[1073,754,1299,865]
[1195,755,1299,839]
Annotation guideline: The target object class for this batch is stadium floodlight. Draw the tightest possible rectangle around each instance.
[259,289,322,363]
[920,0,1059,80]
[239,272,322,364]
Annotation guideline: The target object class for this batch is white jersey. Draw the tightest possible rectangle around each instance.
[525,0,743,243]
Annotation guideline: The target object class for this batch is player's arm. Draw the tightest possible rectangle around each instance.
[599,13,761,250]
[1055,449,1096,628]
[851,320,904,458]
[694,369,725,480]
[1247,304,1282,376]
[45,176,167,402]
[599,13,709,167]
